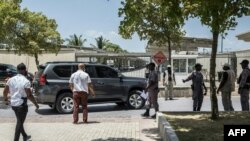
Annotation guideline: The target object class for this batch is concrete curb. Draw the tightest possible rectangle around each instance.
[157,112,179,141]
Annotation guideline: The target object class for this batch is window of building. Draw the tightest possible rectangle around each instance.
[188,59,196,73]
[173,59,186,73]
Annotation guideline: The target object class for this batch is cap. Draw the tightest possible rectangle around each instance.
[17,63,26,71]
[223,63,230,67]
[240,60,249,65]
[195,63,202,67]
[167,65,171,68]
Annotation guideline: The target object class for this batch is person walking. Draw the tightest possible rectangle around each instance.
[141,63,159,118]
[3,63,39,141]
[183,63,207,111]
[163,65,175,100]
[69,63,95,124]
[217,63,235,111]
[238,60,250,111]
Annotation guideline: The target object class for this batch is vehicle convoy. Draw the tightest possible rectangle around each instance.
[32,62,147,114]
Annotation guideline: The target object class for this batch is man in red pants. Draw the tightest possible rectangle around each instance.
[69,63,95,124]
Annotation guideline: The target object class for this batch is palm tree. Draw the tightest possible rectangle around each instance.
[65,34,87,47]
[91,36,109,49]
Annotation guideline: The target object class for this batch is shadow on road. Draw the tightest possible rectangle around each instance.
[36,104,144,115]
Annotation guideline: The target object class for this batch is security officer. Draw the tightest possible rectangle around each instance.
[217,63,235,111]
[238,60,250,111]
[141,62,159,118]
[3,63,39,141]
[183,63,207,111]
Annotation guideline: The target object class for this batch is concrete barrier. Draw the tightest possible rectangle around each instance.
[157,112,179,141]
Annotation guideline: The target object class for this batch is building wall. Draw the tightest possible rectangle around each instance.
[0,49,75,73]
[197,53,235,80]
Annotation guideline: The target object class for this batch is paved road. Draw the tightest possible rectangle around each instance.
[0,87,247,141]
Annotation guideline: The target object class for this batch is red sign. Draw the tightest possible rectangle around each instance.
[153,51,167,65]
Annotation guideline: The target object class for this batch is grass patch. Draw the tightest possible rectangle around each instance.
[163,112,250,141]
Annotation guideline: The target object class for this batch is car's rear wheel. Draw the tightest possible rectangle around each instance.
[127,90,145,109]
[56,93,74,114]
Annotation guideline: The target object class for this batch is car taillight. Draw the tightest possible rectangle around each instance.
[39,74,46,85]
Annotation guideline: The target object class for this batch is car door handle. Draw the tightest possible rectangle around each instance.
[97,82,104,85]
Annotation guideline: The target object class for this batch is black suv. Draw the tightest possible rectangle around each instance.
[0,63,18,86]
[0,63,34,86]
[32,62,147,114]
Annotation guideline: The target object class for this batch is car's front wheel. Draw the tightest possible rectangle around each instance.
[127,90,145,109]
[56,93,74,114]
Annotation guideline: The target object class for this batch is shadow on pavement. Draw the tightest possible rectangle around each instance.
[142,127,161,141]
[91,138,142,141]
[35,104,143,115]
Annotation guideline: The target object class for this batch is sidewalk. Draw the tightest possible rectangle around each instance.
[0,117,160,141]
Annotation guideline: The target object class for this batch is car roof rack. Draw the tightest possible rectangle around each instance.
[45,61,95,64]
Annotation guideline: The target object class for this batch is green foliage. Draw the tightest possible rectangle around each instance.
[103,41,127,53]
[0,1,63,65]
[91,36,109,49]
[65,34,87,47]
[183,0,250,34]
[118,0,185,46]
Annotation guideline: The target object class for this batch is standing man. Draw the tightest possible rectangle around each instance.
[163,65,175,100]
[3,63,39,141]
[238,60,250,111]
[141,63,159,118]
[69,63,95,124]
[217,63,235,111]
[183,63,207,111]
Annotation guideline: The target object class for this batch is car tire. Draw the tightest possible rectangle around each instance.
[127,90,145,109]
[56,92,74,114]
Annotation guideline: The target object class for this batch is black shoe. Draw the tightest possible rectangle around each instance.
[23,135,31,141]
[169,98,173,100]
[151,114,156,119]
[141,109,150,117]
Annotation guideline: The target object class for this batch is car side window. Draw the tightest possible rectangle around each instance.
[72,65,96,78]
[95,66,118,78]
[0,65,7,71]
[53,65,72,78]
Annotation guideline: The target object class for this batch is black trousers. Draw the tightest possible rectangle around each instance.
[12,104,28,141]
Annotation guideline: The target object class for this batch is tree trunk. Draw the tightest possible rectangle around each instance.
[210,31,219,120]
[34,53,39,67]
[168,39,172,65]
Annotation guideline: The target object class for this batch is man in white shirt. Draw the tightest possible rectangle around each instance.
[3,63,39,141]
[69,63,95,124]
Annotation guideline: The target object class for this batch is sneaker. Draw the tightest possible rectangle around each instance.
[151,114,156,119]
[73,121,78,124]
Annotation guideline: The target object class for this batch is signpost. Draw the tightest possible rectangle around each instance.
[153,51,167,65]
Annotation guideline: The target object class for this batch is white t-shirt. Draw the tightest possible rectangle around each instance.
[69,70,91,93]
[6,74,31,107]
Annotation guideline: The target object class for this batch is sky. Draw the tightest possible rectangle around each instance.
[21,0,250,53]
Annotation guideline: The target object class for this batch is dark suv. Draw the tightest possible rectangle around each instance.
[32,62,147,114]
[0,63,18,86]
[0,63,34,86]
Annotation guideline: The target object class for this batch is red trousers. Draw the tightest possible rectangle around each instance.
[73,92,88,123]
